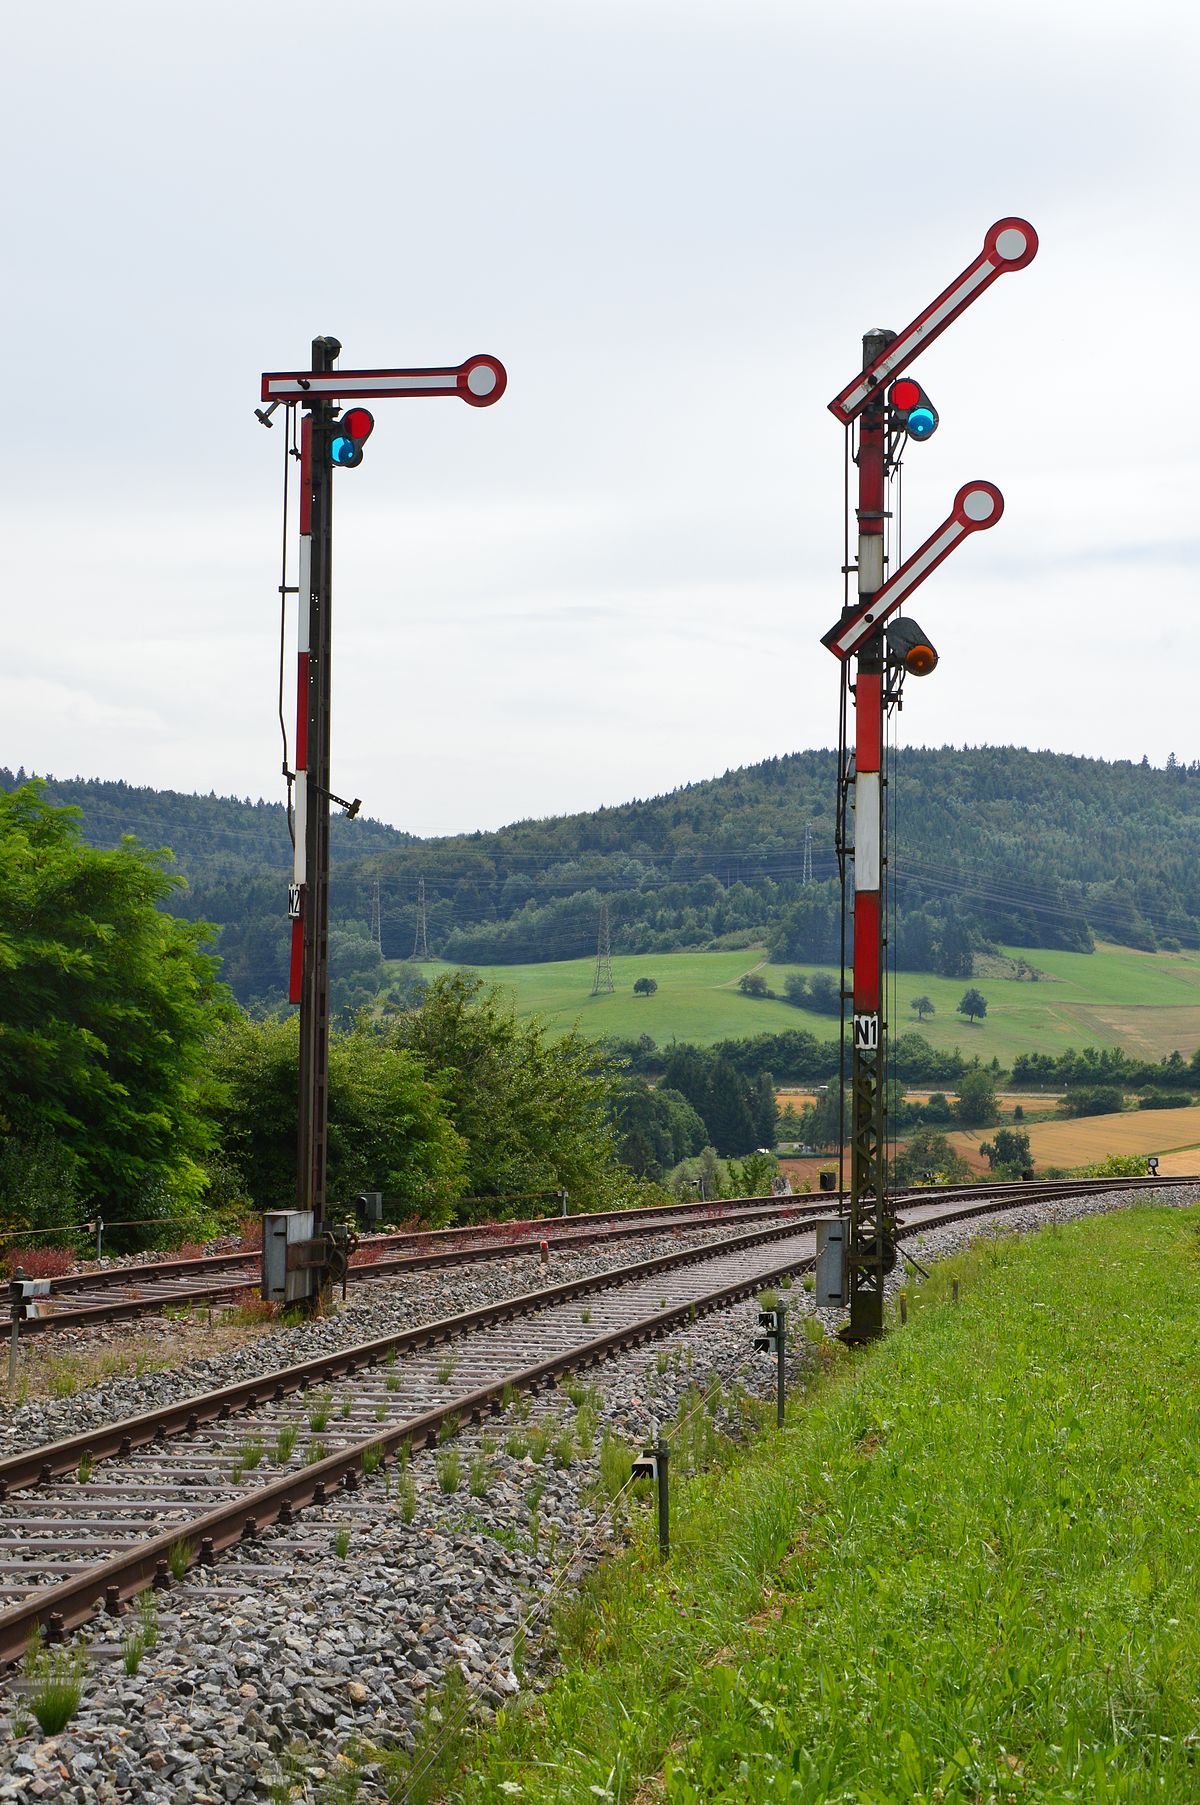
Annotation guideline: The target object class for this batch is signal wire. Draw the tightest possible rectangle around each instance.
[277,401,296,850]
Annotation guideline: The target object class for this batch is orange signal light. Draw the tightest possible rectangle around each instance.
[904,641,938,676]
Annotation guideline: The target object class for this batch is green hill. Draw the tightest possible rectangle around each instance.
[403,942,1200,1066]
[7,745,1200,1009]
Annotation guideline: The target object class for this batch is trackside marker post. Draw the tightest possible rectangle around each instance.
[825,220,1036,1343]
[262,339,506,1290]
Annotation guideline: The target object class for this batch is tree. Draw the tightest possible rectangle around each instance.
[391,972,623,1210]
[955,1069,997,1126]
[979,1128,1032,1174]
[210,1016,467,1220]
[738,973,770,998]
[957,986,988,1024]
[0,782,230,1221]
[632,976,658,996]
[805,972,841,1016]
[891,1128,973,1186]
[910,995,935,1022]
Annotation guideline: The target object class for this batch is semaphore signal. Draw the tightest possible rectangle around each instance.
[258,336,506,1297]
[822,221,1037,1343]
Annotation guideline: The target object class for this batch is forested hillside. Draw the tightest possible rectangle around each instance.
[6,746,1199,1005]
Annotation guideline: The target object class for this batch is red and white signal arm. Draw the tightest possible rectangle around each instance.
[822,482,1004,661]
[260,354,507,407]
[829,219,1037,424]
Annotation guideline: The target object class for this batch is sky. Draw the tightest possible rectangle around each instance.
[4,0,1198,837]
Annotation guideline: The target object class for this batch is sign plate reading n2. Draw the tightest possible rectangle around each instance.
[261,355,507,407]
[822,482,1004,661]
[828,219,1037,424]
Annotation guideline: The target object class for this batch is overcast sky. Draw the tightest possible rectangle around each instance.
[4,0,1197,836]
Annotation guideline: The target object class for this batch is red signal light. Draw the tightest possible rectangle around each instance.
[891,378,922,412]
[342,408,374,441]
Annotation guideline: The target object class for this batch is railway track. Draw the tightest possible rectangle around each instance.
[15,1172,1185,1336]
[16,1195,823,1334]
[0,1177,1186,1664]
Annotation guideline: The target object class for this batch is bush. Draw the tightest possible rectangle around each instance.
[1137,1090,1193,1110]
[0,1131,83,1241]
[1060,1086,1125,1118]
[2,1245,75,1280]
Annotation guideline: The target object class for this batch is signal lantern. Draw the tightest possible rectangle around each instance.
[888,377,938,442]
[331,407,375,467]
[886,616,939,676]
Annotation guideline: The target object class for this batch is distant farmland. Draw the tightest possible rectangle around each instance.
[392,942,1200,1064]
[948,1105,1200,1174]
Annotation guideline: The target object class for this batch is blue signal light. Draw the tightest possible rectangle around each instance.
[887,378,939,444]
[329,407,374,469]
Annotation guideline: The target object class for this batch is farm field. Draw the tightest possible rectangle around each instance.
[947,1104,1200,1174]
[395,942,1200,1063]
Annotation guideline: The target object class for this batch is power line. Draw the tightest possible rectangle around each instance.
[591,899,614,995]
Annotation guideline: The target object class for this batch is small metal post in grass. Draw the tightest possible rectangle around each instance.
[7,1274,23,1391]
[633,1425,670,1558]
[776,1304,787,1429]
[899,1291,908,1325]
[559,1188,569,1218]
[952,1279,960,1305]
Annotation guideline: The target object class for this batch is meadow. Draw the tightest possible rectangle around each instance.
[384,1206,1200,1802]
[393,941,1200,1065]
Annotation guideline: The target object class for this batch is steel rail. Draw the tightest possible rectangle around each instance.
[17,1174,1191,1338]
[0,1181,1162,1663]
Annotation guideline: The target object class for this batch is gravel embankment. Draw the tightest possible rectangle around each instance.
[1,1186,1194,1804]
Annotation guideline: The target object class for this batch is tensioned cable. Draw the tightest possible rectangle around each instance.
[277,402,296,850]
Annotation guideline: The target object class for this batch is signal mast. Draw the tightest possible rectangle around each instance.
[821,219,1037,1341]
[256,343,505,1301]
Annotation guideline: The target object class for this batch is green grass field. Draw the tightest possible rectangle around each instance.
[371,1206,1200,1802]
[391,941,1200,1065]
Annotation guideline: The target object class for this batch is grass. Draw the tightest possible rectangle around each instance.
[436,1447,461,1494]
[167,1538,192,1581]
[270,1423,298,1466]
[396,942,1200,1063]
[468,1454,491,1497]
[24,1639,87,1735]
[391,1204,1200,1802]
[333,1523,351,1559]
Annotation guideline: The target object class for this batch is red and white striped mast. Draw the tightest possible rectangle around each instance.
[822,219,1038,1340]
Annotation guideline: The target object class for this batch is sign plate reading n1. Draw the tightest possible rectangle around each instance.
[261,355,507,408]
[822,482,1004,661]
[828,219,1037,425]
[853,1013,879,1052]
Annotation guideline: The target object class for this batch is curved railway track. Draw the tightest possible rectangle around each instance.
[0,1176,1189,1664]
[15,1173,1186,1336]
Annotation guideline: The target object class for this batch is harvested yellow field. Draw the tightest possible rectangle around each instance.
[947,1105,1200,1173]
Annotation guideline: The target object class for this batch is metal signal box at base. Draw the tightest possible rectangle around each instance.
[815,1219,847,1309]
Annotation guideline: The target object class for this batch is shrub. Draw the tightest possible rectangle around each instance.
[2,1245,74,1280]
[1060,1086,1125,1118]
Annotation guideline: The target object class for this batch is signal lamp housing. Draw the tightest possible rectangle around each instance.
[888,377,939,442]
[331,407,375,467]
[886,616,939,676]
